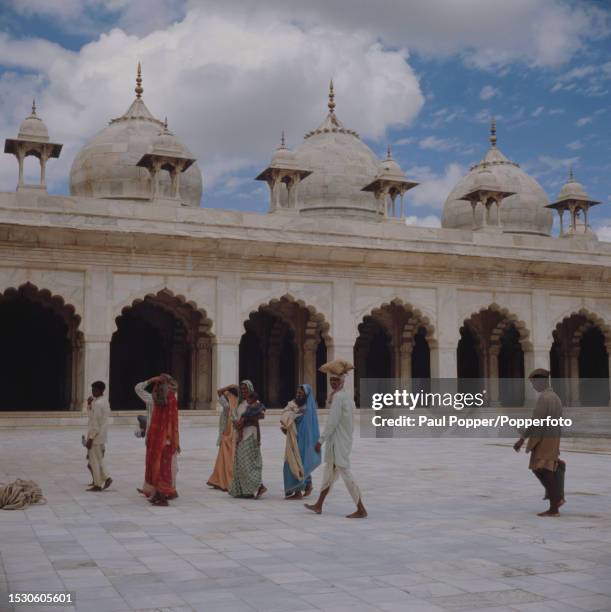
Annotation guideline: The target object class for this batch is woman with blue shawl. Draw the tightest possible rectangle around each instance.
[280,384,321,499]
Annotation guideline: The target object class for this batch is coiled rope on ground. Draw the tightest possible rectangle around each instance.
[0,479,46,510]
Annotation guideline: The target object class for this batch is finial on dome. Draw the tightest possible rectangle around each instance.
[135,61,143,99]
[568,166,575,182]
[386,144,392,160]
[280,129,286,148]
[31,99,37,116]
[163,116,168,130]
[328,79,336,114]
[490,117,497,148]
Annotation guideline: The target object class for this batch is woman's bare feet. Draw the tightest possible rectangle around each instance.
[303,485,313,498]
[537,510,560,517]
[304,503,322,514]
[255,484,267,499]
[286,491,303,500]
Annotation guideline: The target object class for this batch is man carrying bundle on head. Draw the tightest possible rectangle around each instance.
[305,360,367,518]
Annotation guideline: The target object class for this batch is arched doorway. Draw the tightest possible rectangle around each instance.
[110,291,213,410]
[551,312,610,406]
[239,297,330,408]
[0,284,82,411]
[458,307,526,405]
[354,301,433,404]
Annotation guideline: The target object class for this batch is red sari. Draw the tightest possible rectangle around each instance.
[145,390,179,497]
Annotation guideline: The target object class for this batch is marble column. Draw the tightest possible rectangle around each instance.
[434,285,458,378]
[399,341,412,391]
[568,349,580,407]
[213,337,240,397]
[303,338,318,399]
[70,335,84,411]
[193,337,212,409]
[430,345,457,379]
[267,341,281,407]
[81,336,111,412]
[170,334,186,407]
[488,347,500,405]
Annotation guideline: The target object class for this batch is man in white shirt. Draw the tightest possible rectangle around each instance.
[305,372,367,518]
[85,381,112,492]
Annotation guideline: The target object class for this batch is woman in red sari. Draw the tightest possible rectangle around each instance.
[144,374,180,506]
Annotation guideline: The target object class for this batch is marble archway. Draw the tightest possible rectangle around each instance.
[0,283,83,411]
[551,310,611,406]
[110,289,213,410]
[458,305,530,406]
[239,295,331,408]
[354,300,434,404]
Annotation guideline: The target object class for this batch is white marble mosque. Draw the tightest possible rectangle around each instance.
[1,65,610,413]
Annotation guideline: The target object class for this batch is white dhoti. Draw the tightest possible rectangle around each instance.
[320,462,361,504]
[88,444,108,487]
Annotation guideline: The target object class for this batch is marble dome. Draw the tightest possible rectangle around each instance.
[294,83,380,220]
[442,122,552,236]
[18,102,49,143]
[557,170,588,201]
[70,68,202,206]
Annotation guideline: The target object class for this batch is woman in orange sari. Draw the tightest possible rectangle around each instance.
[143,374,180,506]
[207,385,238,491]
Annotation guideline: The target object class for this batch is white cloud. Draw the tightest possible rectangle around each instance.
[7,0,611,69]
[394,136,416,146]
[531,106,545,117]
[404,215,441,228]
[0,9,424,193]
[419,136,456,152]
[566,140,584,150]
[551,61,611,96]
[595,223,611,242]
[479,85,498,101]
[538,155,579,170]
[407,163,465,210]
[7,0,188,37]
[576,116,592,127]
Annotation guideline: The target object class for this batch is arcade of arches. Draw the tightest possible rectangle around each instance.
[239,298,329,408]
[354,302,432,404]
[1,285,610,411]
[457,308,526,406]
[109,292,213,410]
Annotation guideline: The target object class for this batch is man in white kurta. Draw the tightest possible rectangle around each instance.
[305,373,367,518]
[85,381,112,492]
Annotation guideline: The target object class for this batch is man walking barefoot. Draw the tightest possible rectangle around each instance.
[305,362,367,518]
[514,368,564,517]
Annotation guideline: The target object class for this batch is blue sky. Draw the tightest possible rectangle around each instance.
[0,0,610,236]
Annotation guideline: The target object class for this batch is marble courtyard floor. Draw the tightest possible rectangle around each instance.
[1,425,610,612]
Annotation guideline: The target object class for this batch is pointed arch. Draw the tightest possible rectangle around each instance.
[458,303,531,406]
[354,299,435,404]
[240,294,331,408]
[0,283,83,410]
[551,308,610,406]
[110,288,214,410]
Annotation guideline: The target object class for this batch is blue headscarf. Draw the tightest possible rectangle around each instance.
[283,384,321,495]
